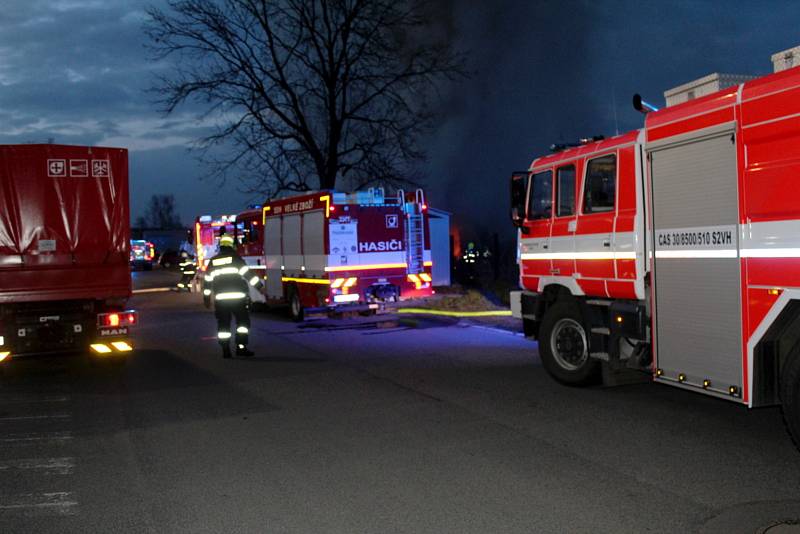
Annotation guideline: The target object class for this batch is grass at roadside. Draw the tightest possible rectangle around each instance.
[396,285,522,333]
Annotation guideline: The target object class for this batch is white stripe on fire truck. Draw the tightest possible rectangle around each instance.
[655,249,738,259]
[520,251,636,260]
[741,248,800,258]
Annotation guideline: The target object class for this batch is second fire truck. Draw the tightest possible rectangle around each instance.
[254,188,433,320]
[196,189,433,319]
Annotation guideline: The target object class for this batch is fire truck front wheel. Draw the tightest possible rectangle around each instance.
[780,345,800,451]
[538,301,599,386]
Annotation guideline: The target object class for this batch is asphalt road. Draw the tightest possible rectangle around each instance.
[1,271,799,533]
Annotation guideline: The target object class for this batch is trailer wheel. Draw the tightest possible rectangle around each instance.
[780,343,800,451]
[538,301,599,386]
[288,286,304,322]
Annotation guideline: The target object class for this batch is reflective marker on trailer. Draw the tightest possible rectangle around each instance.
[110,341,133,352]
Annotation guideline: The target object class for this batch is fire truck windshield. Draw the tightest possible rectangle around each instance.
[528,170,553,220]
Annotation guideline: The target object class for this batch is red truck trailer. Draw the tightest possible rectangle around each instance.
[259,188,433,320]
[0,144,136,360]
[509,64,800,448]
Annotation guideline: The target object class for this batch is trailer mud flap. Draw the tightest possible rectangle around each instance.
[648,129,743,399]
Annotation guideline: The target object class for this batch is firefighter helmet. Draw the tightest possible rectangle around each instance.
[219,235,234,248]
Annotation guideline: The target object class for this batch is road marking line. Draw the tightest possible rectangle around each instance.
[0,396,70,405]
[0,414,71,422]
[467,324,526,337]
[0,457,75,475]
[0,492,78,515]
[0,431,73,443]
[132,287,172,294]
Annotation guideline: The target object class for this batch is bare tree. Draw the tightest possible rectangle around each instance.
[140,194,183,229]
[146,0,464,196]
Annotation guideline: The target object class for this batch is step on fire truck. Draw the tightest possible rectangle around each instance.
[256,188,433,320]
[510,64,800,449]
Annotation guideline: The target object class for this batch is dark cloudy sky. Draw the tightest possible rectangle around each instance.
[2,0,799,239]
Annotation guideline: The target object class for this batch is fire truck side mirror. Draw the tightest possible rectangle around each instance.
[510,171,528,228]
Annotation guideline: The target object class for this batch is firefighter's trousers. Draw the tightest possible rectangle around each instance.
[214,301,250,348]
[177,272,194,290]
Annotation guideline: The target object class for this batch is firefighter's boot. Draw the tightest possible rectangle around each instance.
[236,344,254,357]
[222,344,232,359]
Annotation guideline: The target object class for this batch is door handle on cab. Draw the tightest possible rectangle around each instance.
[603,240,611,247]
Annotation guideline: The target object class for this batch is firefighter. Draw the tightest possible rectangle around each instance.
[176,250,196,291]
[205,234,262,358]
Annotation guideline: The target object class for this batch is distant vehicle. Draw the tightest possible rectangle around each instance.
[0,144,137,361]
[509,63,800,450]
[243,188,433,320]
[157,249,181,270]
[129,239,155,270]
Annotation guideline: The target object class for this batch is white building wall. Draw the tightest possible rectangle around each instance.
[427,209,451,286]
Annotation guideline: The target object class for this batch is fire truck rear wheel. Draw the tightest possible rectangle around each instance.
[780,344,800,451]
[538,301,599,386]
[288,286,304,322]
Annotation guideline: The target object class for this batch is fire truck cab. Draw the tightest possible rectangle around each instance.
[510,65,800,448]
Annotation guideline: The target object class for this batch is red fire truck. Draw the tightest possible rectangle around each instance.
[194,214,236,272]
[510,65,800,448]
[0,144,136,360]
[258,188,433,320]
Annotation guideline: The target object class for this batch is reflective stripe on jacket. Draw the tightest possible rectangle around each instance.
[206,249,261,300]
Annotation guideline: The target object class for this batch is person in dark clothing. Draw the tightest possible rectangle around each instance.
[176,250,196,291]
[205,234,263,358]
